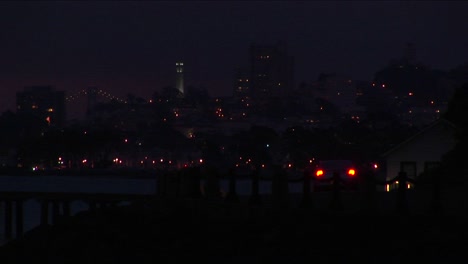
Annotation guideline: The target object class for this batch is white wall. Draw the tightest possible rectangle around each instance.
[385,121,456,181]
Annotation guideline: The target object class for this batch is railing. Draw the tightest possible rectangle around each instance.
[0,167,462,240]
[157,166,456,215]
[0,192,153,240]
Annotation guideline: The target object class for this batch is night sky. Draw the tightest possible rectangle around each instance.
[1,1,468,119]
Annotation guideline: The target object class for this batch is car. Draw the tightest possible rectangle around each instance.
[313,160,359,191]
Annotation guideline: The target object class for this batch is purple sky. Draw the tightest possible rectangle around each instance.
[1,1,468,120]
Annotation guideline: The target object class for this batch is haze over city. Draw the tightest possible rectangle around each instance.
[1,1,468,120]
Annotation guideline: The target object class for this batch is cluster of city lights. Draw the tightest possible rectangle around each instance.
[233,157,315,169]
[65,89,127,103]
[372,83,387,88]
[111,157,204,168]
[215,108,224,118]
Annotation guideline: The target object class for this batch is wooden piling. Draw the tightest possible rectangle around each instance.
[52,201,60,225]
[5,200,13,239]
[300,169,312,208]
[41,200,49,226]
[225,168,239,203]
[15,200,23,237]
[249,168,261,205]
[63,200,71,217]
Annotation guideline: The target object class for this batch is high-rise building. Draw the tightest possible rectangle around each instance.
[176,62,184,96]
[233,68,250,100]
[16,86,66,126]
[249,42,294,100]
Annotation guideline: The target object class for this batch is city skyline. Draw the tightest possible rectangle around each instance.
[1,1,468,118]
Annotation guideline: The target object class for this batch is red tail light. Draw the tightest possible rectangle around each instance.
[316,169,324,177]
[347,169,356,176]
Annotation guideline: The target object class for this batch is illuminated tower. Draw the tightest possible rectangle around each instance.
[176,62,184,95]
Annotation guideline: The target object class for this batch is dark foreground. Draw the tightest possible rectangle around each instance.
[0,198,467,263]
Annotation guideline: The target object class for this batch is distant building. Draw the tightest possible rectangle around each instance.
[313,73,362,116]
[176,62,184,96]
[248,42,294,100]
[233,68,250,100]
[16,86,66,126]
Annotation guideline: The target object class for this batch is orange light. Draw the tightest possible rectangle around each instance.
[316,170,324,177]
[348,169,356,176]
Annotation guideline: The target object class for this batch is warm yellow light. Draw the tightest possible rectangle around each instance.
[47,108,54,112]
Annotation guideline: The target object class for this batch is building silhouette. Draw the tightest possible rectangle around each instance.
[249,42,294,101]
[233,68,250,99]
[16,86,66,126]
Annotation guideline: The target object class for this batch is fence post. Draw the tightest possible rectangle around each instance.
[396,171,409,215]
[5,200,13,239]
[272,165,289,209]
[15,200,24,238]
[225,167,239,203]
[330,172,343,210]
[62,200,71,218]
[191,166,202,199]
[249,167,261,205]
[300,168,312,208]
[431,172,442,215]
[361,170,377,213]
[204,166,221,200]
[157,170,168,198]
[41,199,49,226]
[52,200,61,225]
